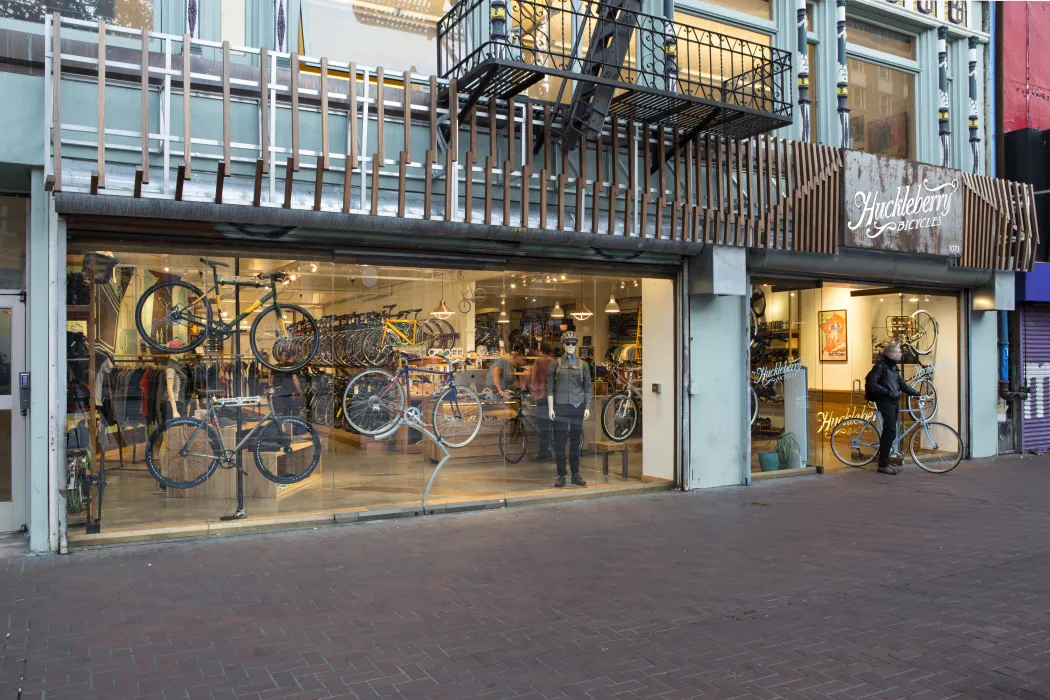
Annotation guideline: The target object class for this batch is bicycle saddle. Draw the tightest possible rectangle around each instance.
[200,258,230,268]
[258,271,289,283]
[406,308,422,315]
[381,304,397,310]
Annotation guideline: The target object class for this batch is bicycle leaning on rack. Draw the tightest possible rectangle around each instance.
[828,396,962,473]
[136,258,319,372]
[144,391,322,489]
[341,351,483,447]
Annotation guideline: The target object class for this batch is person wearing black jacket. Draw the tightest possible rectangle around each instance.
[865,343,921,475]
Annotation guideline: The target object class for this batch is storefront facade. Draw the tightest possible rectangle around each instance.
[0,0,1035,551]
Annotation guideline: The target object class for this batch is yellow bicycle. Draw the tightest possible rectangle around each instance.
[359,307,456,364]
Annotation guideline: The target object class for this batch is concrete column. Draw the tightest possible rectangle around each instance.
[27,170,55,552]
[969,305,998,458]
[686,247,748,488]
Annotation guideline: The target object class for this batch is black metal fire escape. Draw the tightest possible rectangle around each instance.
[557,0,644,149]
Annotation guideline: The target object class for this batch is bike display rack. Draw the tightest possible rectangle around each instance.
[371,406,451,510]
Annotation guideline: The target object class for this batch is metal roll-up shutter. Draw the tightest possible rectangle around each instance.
[1021,305,1050,451]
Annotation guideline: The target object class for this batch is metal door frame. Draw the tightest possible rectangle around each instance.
[0,291,26,533]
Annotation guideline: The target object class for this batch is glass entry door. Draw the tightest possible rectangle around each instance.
[0,294,25,533]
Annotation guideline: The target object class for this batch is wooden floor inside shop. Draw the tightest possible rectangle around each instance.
[70,419,660,544]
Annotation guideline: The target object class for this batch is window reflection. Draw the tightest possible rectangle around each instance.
[0,0,152,28]
[847,57,914,160]
[303,0,445,74]
[846,18,915,60]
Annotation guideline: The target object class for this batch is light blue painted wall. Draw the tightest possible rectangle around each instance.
[969,304,998,459]
[688,292,748,488]
[0,73,44,167]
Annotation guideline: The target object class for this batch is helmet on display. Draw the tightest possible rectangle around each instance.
[561,330,578,344]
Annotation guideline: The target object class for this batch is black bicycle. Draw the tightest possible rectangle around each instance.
[145,391,321,489]
[498,390,545,463]
[135,258,319,371]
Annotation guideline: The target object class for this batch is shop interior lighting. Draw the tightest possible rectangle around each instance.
[163,267,169,272]
[605,294,621,314]
[633,279,639,287]
[925,295,930,302]
[570,278,593,321]
[289,274,298,281]
[498,309,510,324]
[431,274,455,319]
[510,283,517,289]
[909,297,919,302]
[551,301,565,319]
[310,263,318,272]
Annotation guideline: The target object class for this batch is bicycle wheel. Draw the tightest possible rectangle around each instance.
[907,379,937,419]
[601,392,638,442]
[829,418,880,467]
[499,416,529,464]
[135,280,211,353]
[458,298,472,314]
[250,303,319,371]
[910,309,938,355]
[145,417,222,489]
[432,385,483,447]
[909,421,962,473]
[254,416,322,484]
[418,319,445,353]
[434,319,457,351]
[343,369,405,436]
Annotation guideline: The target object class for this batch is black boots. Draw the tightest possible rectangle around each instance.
[554,474,588,487]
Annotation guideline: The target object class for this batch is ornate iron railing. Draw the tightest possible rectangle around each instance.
[437,0,792,135]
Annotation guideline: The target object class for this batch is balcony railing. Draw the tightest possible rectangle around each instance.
[437,0,793,139]
[41,15,1037,271]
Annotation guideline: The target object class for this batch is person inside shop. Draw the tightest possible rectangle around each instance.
[527,342,554,462]
[270,345,304,417]
[486,350,524,401]
[865,342,924,475]
[547,331,591,487]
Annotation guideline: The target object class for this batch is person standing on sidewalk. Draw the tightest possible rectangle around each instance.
[864,343,920,475]
[547,331,592,487]
[527,342,554,462]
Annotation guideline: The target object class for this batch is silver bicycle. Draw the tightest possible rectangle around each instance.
[829,397,962,473]
[601,362,641,442]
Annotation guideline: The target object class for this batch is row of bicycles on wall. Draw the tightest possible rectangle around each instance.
[136,258,457,371]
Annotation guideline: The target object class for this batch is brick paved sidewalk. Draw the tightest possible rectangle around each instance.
[4,457,1050,699]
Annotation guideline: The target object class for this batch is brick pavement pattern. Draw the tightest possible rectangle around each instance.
[4,456,1050,699]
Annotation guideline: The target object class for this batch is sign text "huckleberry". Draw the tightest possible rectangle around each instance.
[848,179,960,240]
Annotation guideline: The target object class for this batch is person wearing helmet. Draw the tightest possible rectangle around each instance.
[546,330,592,487]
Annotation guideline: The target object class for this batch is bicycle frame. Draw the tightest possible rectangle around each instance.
[187,266,289,337]
[375,360,462,412]
[873,402,934,455]
[177,395,283,459]
[383,318,422,344]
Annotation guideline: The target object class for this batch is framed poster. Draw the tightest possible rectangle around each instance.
[818,310,848,362]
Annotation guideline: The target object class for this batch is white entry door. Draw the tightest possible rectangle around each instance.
[0,294,25,533]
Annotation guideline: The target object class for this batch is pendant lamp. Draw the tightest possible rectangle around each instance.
[605,294,621,314]
[570,279,593,321]
[431,273,455,319]
[551,301,565,319]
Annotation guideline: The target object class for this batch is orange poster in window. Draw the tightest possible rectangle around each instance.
[818,310,848,362]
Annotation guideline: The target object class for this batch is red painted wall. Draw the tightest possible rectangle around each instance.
[1004,2,1050,132]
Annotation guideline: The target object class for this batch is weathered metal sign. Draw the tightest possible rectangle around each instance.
[842,150,963,258]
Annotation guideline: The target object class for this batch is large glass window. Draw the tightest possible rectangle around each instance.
[302,0,443,74]
[700,0,771,20]
[0,0,153,28]
[750,281,960,477]
[64,243,677,540]
[847,57,915,160]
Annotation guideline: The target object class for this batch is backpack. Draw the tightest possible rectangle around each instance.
[863,363,882,402]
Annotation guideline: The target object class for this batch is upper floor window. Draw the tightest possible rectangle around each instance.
[847,57,915,159]
[846,17,915,60]
[700,0,771,20]
[301,0,444,74]
[0,0,153,28]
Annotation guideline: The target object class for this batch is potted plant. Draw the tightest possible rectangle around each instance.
[775,432,801,470]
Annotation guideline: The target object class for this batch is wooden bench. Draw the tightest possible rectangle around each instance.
[588,440,642,480]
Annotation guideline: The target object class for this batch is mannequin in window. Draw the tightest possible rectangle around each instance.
[164,341,187,420]
[547,331,591,488]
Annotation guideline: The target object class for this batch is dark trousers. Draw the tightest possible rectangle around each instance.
[876,399,899,469]
[552,404,585,476]
[531,399,551,457]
